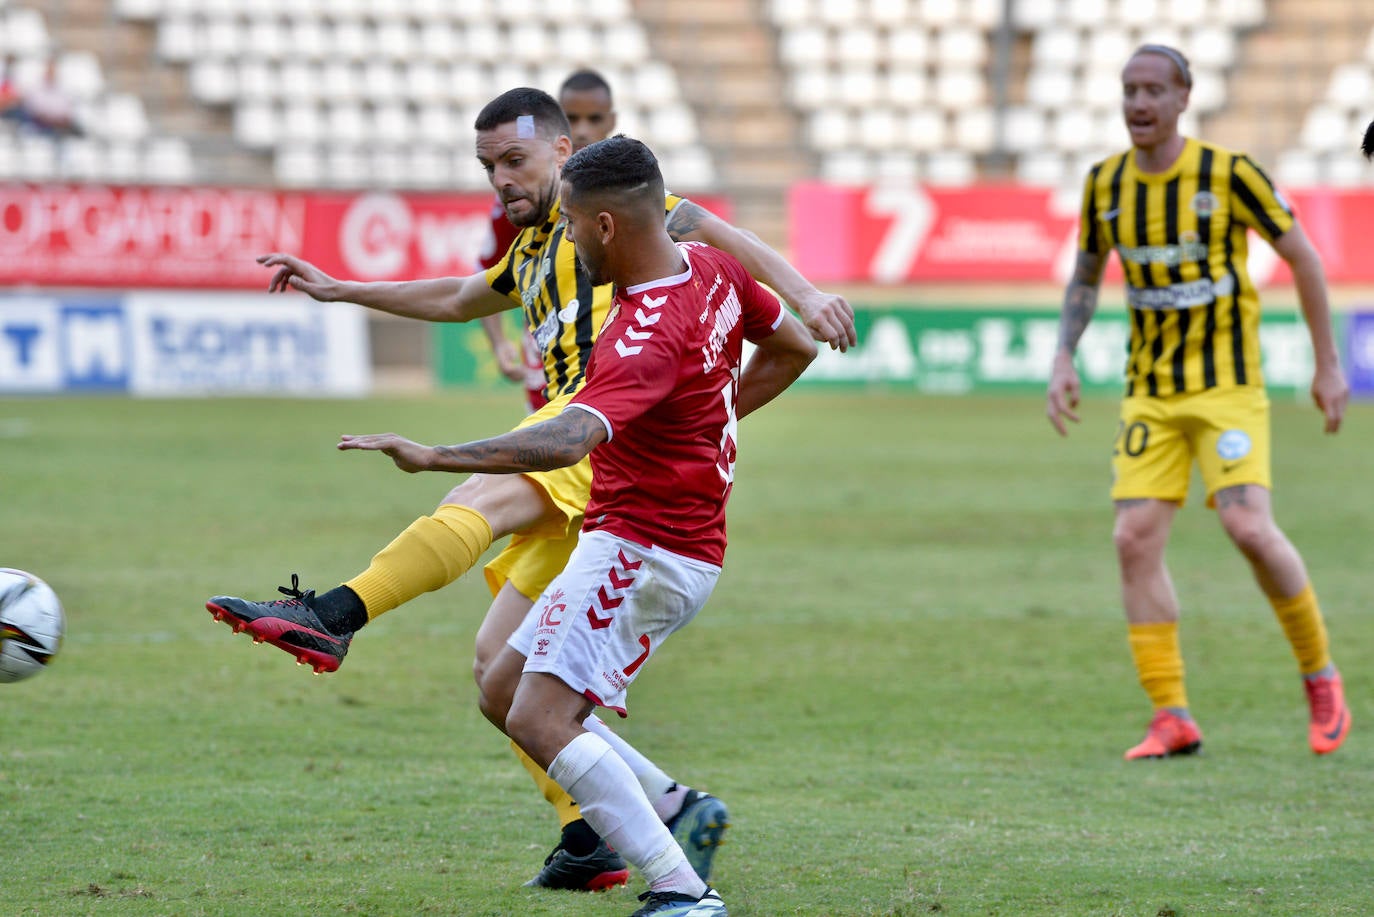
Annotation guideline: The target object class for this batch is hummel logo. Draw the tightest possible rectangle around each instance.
[640,292,667,311]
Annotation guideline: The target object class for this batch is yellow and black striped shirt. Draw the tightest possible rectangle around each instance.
[1078,138,1294,396]
[485,193,685,401]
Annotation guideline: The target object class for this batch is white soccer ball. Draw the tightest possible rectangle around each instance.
[0,568,65,683]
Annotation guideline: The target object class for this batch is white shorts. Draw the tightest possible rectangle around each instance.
[509,529,721,717]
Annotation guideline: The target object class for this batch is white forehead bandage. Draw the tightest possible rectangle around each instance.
[517,115,535,139]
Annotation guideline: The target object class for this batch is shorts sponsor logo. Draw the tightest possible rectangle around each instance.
[1217,429,1252,461]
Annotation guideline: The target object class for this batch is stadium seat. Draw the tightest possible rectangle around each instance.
[953,106,996,153]
[233,100,278,149]
[837,66,882,106]
[1,8,50,56]
[820,150,874,183]
[857,107,903,151]
[818,0,862,28]
[836,26,882,66]
[143,136,195,183]
[1326,63,1372,109]
[1033,26,1083,69]
[867,0,911,27]
[779,24,830,66]
[916,0,961,28]
[885,25,930,66]
[925,149,975,185]
[884,67,929,107]
[937,26,987,67]
[1299,105,1348,153]
[934,68,986,108]
[874,150,920,182]
[189,58,236,106]
[1016,149,1069,187]
[903,108,948,152]
[1012,0,1060,31]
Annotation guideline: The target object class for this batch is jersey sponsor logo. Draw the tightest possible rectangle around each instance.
[1116,241,1209,267]
[520,255,557,309]
[1126,275,1235,310]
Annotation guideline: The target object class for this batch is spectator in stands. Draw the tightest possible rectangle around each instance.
[1046,44,1350,762]
[1,55,25,126]
[17,57,82,138]
[1361,120,1374,159]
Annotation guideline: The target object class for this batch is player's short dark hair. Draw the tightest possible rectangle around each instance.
[560,69,613,100]
[561,135,663,210]
[1362,120,1374,160]
[474,87,570,140]
[1132,44,1193,89]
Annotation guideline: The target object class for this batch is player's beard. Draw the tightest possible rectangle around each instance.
[575,248,607,286]
[505,182,560,228]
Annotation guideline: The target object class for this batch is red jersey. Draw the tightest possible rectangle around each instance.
[568,242,785,566]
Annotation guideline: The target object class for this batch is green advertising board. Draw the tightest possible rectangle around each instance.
[434,306,1317,396]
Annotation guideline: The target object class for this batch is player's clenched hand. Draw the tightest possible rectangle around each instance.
[257,252,342,301]
[795,289,858,352]
[338,433,433,473]
[1046,352,1081,437]
[1311,364,1349,434]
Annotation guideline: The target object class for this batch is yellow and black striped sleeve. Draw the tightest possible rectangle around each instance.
[1229,154,1294,244]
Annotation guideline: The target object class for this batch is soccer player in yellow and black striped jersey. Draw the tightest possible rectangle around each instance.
[1046,45,1351,760]
[210,87,856,892]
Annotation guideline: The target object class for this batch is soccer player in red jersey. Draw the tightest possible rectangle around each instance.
[339,134,815,917]
[209,87,853,891]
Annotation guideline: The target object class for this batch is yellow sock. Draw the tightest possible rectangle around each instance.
[511,739,582,828]
[1128,622,1188,710]
[1269,583,1331,676]
[344,504,493,620]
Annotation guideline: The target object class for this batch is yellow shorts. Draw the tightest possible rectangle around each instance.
[482,389,591,600]
[1110,386,1271,508]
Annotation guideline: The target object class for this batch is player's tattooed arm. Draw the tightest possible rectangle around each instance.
[338,410,607,474]
[664,200,709,240]
[1057,250,1108,354]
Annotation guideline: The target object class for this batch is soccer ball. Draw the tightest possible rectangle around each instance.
[0,568,65,683]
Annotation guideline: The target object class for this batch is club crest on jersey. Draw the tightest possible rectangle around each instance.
[1191,191,1218,218]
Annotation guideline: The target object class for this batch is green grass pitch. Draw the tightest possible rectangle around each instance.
[1,390,1371,916]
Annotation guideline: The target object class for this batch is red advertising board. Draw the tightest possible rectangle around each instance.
[0,183,733,289]
[788,181,1374,286]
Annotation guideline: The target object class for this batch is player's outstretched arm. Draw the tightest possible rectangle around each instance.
[1047,250,1108,436]
[257,253,511,323]
[338,409,608,475]
[737,311,817,420]
[1272,224,1349,433]
[664,201,858,353]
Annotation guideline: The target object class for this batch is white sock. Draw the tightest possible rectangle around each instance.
[582,714,676,804]
[548,732,706,897]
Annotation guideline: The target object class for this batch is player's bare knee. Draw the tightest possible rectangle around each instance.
[1220,513,1279,561]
